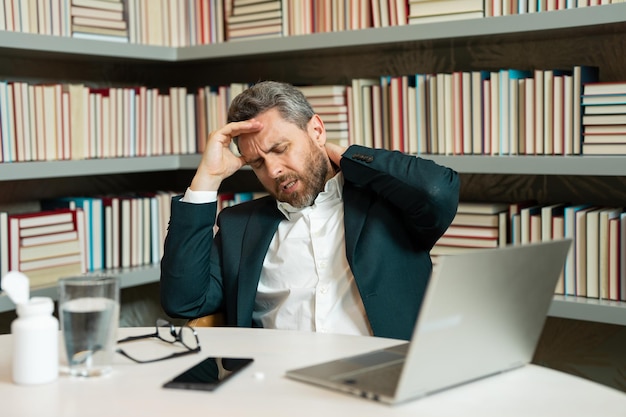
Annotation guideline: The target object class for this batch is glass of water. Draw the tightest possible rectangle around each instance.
[58,275,120,377]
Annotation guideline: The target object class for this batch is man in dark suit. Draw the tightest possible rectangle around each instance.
[160,81,459,341]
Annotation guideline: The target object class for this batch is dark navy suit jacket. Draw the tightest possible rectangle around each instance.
[160,145,459,340]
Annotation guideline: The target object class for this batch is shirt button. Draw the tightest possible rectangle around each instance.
[318,261,327,269]
[320,286,328,294]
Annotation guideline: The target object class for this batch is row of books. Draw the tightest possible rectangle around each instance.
[0,0,128,41]
[0,191,179,289]
[129,0,382,45]
[485,0,625,17]
[0,82,247,163]
[349,65,607,156]
[0,80,348,163]
[432,201,626,302]
[2,1,623,46]
[409,0,626,25]
[129,0,225,45]
[6,68,626,164]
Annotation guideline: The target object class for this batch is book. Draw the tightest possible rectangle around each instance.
[227,9,282,24]
[541,203,566,242]
[70,0,124,12]
[583,82,626,96]
[13,210,75,229]
[435,235,499,249]
[583,114,626,125]
[563,204,591,296]
[552,214,566,294]
[470,71,488,155]
[520,205,542,244]
[582,143,626,155]
[442,225,499,239]
[583,134,626,144]
[408,11,483,24]
[18,221,75,237]
[408,0,484,17]
[26,262,84,289]
[71,32,129,42]
[20,240,83,263]
[430,245,478,256]
[572,206,598,297]
[617,212,626,301]
[101,196,120,269]
[584,124,626,134]
[298,85,347,97]
[72,16,127,31]
[607,216,620,301]
[70,5,124,20]
[598,208,621,299]
[452,213,501,227]
[0,211,8,282]
[456,202,509,214]
[582,94,626,105]
[21,230,79,246]
[232,0,281,15]
[583,104,626,114]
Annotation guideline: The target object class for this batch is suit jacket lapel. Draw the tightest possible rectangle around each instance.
[236,200,284,326]
[342,184,370,266]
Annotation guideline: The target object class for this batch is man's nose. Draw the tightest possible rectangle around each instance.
[265,157,283,178]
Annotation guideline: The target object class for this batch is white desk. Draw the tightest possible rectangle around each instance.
[1,327,625,417]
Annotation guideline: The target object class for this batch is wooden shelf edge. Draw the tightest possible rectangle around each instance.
[0,5,624,62]
[2,154,626,181]
[0,265,160,313]
[548,295,626,326]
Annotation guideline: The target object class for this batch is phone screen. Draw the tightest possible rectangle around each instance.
[163,357,254,391]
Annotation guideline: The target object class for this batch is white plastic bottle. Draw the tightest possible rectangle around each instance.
[11,297,59,385]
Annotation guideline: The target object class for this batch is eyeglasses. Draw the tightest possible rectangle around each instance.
[116,319,201,364]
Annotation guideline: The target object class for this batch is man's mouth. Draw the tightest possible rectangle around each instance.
[282,180,297,192]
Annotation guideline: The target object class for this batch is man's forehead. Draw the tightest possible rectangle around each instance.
[238,134,287,158]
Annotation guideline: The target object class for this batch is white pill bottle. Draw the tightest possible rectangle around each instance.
[11,296,59,385]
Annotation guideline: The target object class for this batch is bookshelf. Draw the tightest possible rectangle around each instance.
[1,5,624,61]
[1,5,626,326]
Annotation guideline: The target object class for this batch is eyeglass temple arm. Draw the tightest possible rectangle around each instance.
[117,332,158,344]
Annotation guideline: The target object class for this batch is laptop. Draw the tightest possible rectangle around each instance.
[286,239,572,405]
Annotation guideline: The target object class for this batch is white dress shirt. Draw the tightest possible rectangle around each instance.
[182,173,372,336]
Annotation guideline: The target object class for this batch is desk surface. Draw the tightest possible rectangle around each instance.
[1,327,625,417]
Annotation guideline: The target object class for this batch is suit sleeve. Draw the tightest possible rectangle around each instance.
[340,145,460,249]
[160,196,225,319]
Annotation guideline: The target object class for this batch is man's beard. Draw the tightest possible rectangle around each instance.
[272,147,329,208]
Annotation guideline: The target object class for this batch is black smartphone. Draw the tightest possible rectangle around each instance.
[163,357,254,391]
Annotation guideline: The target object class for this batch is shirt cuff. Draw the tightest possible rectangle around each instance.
[181,187,218,204]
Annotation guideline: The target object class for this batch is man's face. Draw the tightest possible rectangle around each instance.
[237,108,332,208]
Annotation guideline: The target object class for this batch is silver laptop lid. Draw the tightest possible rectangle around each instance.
[394,239,572,402]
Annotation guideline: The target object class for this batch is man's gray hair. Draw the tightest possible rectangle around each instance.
[227,81,315,132]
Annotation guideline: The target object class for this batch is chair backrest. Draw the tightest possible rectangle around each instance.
[187,313,225,327]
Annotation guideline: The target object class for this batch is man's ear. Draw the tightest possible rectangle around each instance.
[308,114,326,147]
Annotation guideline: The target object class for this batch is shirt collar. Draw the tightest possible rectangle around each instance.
[277,172,344,220]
